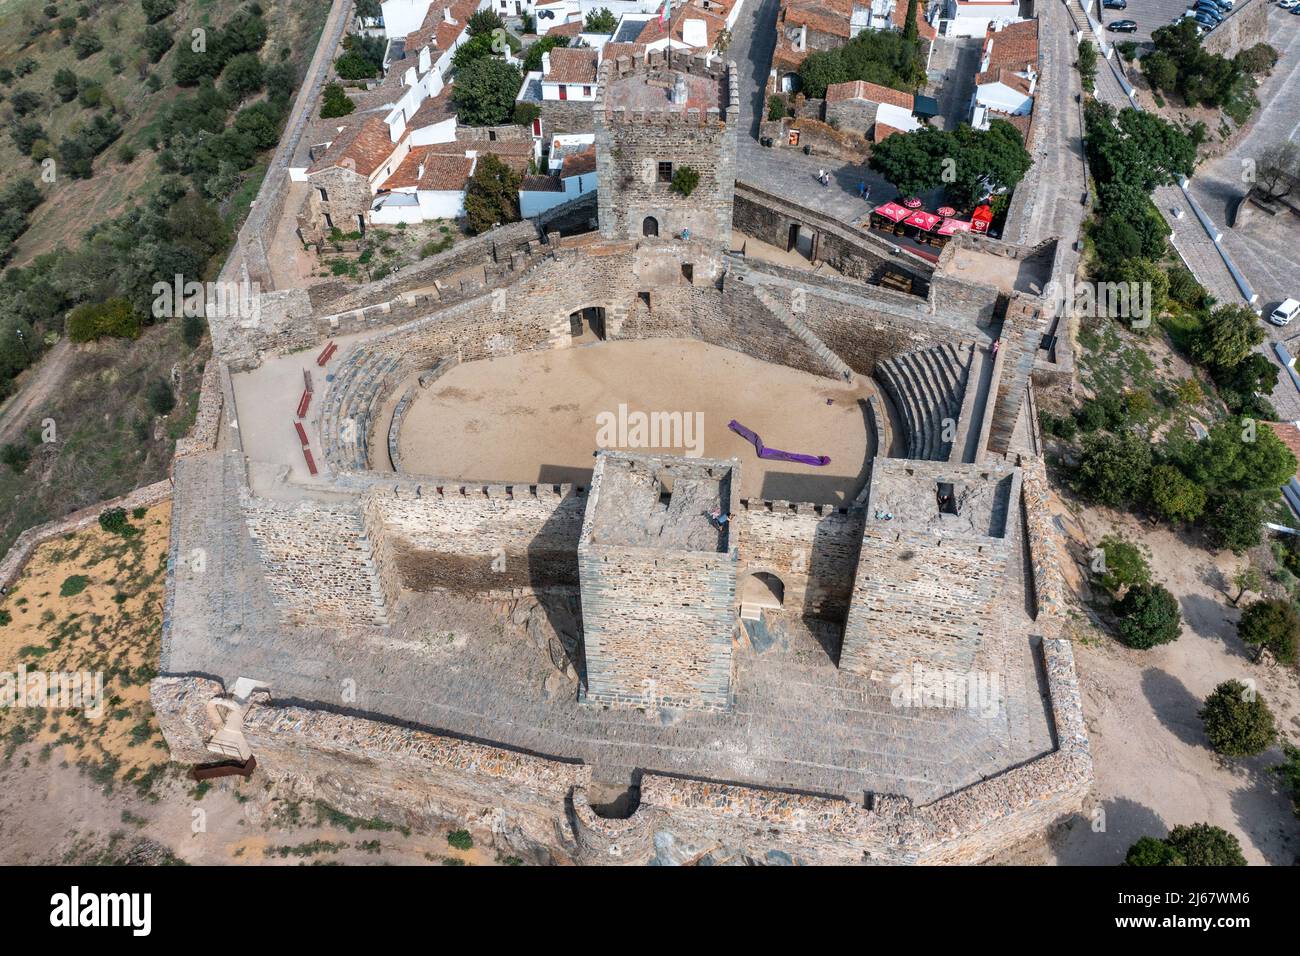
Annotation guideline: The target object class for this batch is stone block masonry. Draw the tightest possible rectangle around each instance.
[578,453,740,711]
[840,459,1020,678]
[150,632,1090,865]
[595,51,738,248]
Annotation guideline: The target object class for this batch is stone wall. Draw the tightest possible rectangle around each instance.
[298,165,372,245]
[149,634,1091,865]
[538,98,596,136]
[363,483,587,594]
[737,499,864,622]
[242,495,391,626]
[577,454,739,711]
[733,183,933,292]
[987,295,1046,455]
[1202,0,1269,58]
[594,54,738,247]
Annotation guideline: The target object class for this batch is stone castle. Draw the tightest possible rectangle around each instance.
[153,49,1091,865]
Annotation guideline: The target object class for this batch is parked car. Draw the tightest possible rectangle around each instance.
[1108,18,1139,30]
[1270,299,1300,327]
[1194,11,1219,26]
[1201,0,1232,11]
[1283,0,1300,9]
[1103,0,1127,8]
[1194,4,1225,20]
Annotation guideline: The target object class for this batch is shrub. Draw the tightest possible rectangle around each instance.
[98,506,138,537]
[1199,679,1276,757]
[1275,743,1300,816]
[1075,431,1151,506]
[72,29,103,59]
[142,0,177,23]
[1149,463,1206,524]
[60,575,90,597]
[1236,598,1298,666]
[1124,836,1184,866]
[1164,823,1247,866]
[584,7,617,33]
[147,378,176,415]
[670,166,700,198]
[1093,535,1151,596]
[446,829,473,850]
[181,313,206,347]
[1115,583,1182,649]
[320,83,355,118]
[1,442,32,473]
[65,298,141,342]
[53,68,79,102]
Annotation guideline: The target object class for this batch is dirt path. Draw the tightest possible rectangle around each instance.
[0,340,73,447]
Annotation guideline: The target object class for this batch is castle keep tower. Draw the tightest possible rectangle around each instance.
[578,452,740,711]
[594,50,738,248]
[840,459,1020,679]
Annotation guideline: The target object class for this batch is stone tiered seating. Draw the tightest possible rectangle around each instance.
[876,344,972,461]
[321,347,405,472]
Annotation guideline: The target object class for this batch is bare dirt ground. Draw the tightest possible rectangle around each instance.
[0,506,509,866]
[397,338,877,505]
[995,484,1300,866]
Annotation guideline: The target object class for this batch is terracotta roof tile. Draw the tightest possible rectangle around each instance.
[873,122,902,143]
[307,116,397,177]
[1267,422,1300,475]
[561,145,596,177]
[543,47,599,84]
[522,173,564,192]
[983,18,1038,74]
[383,148,474,191]
[826,79,915,108]
[548,19,583,37]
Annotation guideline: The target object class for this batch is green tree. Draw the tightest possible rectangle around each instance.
[1076,431,1152,506]
[320,83,355,118]
[1077,39,1098,93]
[1203,491,1264,553]
[1165,823,1247,866]
[1191,304,1266,371]
[73,29,103,59]
[1141,51,1178,92]
[902,0,919,43]
[65,298,141,341]
[1229,565,1262,606]
[222,52,264,101]
[463,153,521,235]
[1124,836,1184,866]
[452,57,522,127]
[1275,743,1300,815]
[1115,583,1182,649]
[522,34,569,73]
[1236,598,1299,665]
[1200,679,1277,757]
[585,8,618,33]
[52,68,79,102]
[1094,534,1151,596]
[468,9,505,36]
[142,0,177,23]
[1149,463,1207,524]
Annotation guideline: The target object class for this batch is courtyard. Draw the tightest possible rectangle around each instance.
[394,338,878,505]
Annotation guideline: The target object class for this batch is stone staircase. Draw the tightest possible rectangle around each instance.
[751,285,855,384]
[875,344,973,461]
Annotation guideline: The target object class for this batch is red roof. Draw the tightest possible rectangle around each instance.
[826,79,914,109]
[307,116,398,178]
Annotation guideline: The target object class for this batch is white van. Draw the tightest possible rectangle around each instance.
[1270,298,1300,326]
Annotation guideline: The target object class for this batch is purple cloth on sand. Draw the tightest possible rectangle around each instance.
[728,420,831,467]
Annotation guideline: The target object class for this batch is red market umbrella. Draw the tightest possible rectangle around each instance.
[872,201,909,223]
[936,206,956,217]
[937,217,972,236]
[903,210,941,231]
[902,197,923,208]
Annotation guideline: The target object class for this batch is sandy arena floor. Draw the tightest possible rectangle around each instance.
[396,339,876,505]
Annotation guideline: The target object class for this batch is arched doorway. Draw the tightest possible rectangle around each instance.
[642,216,659,237]
[740,571,785,621]
[568,306,606,342]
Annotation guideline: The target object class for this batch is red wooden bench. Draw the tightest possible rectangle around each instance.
[303,446,318,476]
[296,387,311,418]
[317,341,338,366]
[294,421,309,446]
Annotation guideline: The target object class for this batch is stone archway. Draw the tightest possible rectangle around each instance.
[740,571,785,621]
[642,216,659,237]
